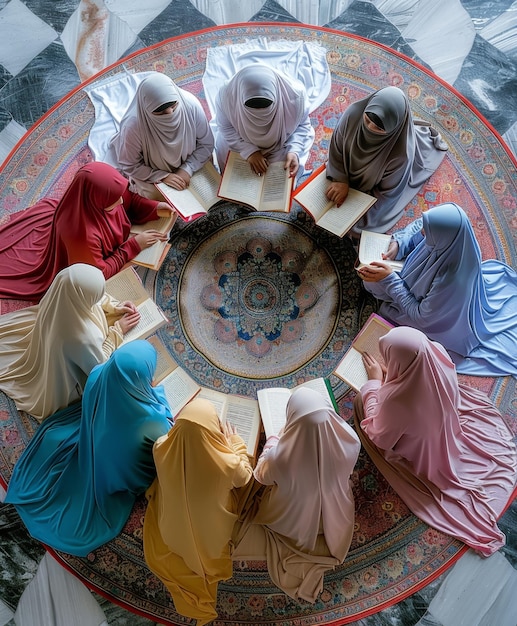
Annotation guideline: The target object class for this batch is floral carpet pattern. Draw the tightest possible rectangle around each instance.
[0,23,516,626]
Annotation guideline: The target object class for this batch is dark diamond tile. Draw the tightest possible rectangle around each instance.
[22,0,79,33]
[250,0,300,23]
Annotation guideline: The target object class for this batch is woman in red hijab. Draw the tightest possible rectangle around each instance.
[0,162,172,301]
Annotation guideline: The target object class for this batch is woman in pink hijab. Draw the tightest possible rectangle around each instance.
[355,326,517,556]
[238,387,360,602]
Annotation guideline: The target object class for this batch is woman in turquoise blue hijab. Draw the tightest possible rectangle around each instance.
[5,340,172,557]
[358,202,517,377]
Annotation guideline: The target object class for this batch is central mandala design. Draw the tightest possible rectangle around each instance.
[200,237,318,357]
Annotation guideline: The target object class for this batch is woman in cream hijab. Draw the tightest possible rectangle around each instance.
[109,72,214,198]
[235,387,360,602]
[0,263,139,421]
[143,399,253,625]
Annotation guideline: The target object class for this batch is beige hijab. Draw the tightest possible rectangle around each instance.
[0,264,113,420]
[143,399,252,625]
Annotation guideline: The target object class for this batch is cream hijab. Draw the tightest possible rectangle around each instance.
[0,264,110,421]
[143,399,252,625]
[111,72,198,172]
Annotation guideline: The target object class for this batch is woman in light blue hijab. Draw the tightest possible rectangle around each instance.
[358,202,517,376]
[5,340,172,557]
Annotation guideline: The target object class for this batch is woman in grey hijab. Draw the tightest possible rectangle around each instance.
[326,86,447,234]
[109,72,214,199]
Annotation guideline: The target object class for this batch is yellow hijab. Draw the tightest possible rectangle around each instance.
[143,398,252,625]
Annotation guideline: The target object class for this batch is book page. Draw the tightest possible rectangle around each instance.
[352,314,393,361]
[131,241,165,267]
[357,231,404,270]
[159,368,201,416]
[105,266,148,306]
[259,161,292,212]
[189,161,222,208]
[155,182,208,219]
[293,168,333,222]
[315,188,376,238]
[147,336,177,382]
[334,347,367,392]
[130,214,175,235]
[121,299,167,343]
[295,377,332,401]
[256,388,291,439]
[218,152,263,210]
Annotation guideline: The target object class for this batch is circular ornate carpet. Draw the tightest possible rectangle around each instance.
[1,23,517,626]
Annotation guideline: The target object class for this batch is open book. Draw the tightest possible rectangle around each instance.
[218,151,293,212]
[293,164,377,237]
[149,337,261,457]
[130,213,176,270]
[356,230,404,271]
[105,267,168,343]
[333,313,394,392]
[155,161,222,221]
[257,377,337,440]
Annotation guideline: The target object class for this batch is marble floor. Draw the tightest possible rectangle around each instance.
[0,1,516,625]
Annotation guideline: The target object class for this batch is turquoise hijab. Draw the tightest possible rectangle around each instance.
[5,340,172,556]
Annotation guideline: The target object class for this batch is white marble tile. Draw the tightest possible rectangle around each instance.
[0,0,58,76]
[479,2,517,58]
[105,0,171,35]
[189,0,265,24]
[277,0,352,25]
[374,0,421,31]
[0,598,14,626]
[398,0,475,85]
[502,120,517,159]
[61,0,139,82]
[0,119,27,169]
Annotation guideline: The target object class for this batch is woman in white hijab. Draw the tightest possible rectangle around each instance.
[326,86,447,234]
[0,263,139,421]
[234,387,360,602]
[213,65,314,179]
[109,72,214,199]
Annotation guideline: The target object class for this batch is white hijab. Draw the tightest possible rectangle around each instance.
[0,264,110,421]
[111,72,198,172]
[217,65,308,155]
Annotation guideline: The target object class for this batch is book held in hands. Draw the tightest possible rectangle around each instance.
[217,151,294,213]
[293,164,377,237]
[155,161,222,221]
[130,212,176,271]
[333,313,394,392]
[355,230,404,272]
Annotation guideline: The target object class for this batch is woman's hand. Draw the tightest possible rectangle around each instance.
[162,170,191,190]
[358,261,393,282]
[284,152,299,178]
[117,310,141,334]
[247,150,269,175]
[134,229,168,250]
[222,421,238,442]
[382,240,399,261]
[325,181,349,207]
[362,352,384,381]
[113,300,138,316]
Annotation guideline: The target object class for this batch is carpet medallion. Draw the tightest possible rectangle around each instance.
[1,23,516,626]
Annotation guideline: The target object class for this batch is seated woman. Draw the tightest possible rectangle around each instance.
[0,264,139,421]
[354,326,517,556]
[358,202,517,376]
[212,65,314,180]
[233,387,360,602]
[143,399,253,626]
[5,340,172,556]
[326,86,447,234]
[108,72,214,198]
[0,161,172,301]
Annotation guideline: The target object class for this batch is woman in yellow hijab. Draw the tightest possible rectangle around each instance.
[143,398,253,625]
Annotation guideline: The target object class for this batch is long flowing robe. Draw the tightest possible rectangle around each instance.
[234,387,360,602]
[355,326,517,556]
[5,340,172,556]
[327,86,447,233]
[143,399,253,626]
[0,264,123,421]
[0,161,158,301]
[109,72,214,198]
[365,202,517,376]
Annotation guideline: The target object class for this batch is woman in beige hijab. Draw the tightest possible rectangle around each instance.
[0,263,139,421]
[235,387,360,602]
[143,398,253,625]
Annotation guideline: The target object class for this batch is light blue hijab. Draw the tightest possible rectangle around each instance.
[368,203,517,376]
[5,340,172,556]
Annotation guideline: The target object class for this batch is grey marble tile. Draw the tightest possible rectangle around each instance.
[23,0,80,34]
[453,33,517,137]
[461,0,516,30]
[249,0,301,23]
[326,0,428,67]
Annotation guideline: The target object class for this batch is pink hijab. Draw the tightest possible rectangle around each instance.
[254,387,360,558]
[359,326,517,555]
